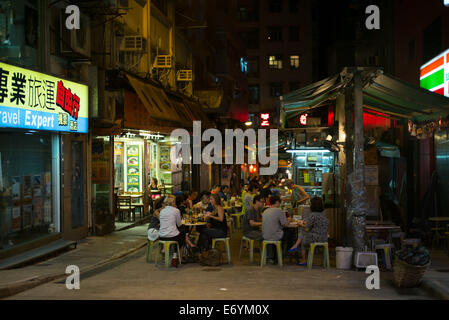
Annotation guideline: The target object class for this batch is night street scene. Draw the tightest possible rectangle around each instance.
[1,0,449,307]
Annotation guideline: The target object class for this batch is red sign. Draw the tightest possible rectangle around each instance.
[260,113,270,126]
[56,80,80,119]
[299,113,308,125]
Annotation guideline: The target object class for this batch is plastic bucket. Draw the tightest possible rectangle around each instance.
[336,247,354,269]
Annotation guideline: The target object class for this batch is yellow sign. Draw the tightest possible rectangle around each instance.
[0,61,88,133]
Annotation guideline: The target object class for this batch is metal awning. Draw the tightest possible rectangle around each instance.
[281,69,449,122]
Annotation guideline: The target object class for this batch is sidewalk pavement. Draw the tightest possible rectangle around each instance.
[1,224,448,299]
[0,226,149,299]
[421,249,449,300]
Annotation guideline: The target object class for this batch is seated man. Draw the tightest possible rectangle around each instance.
[242,195,265,241]
[194,191,213,212]
[262,195,294,263]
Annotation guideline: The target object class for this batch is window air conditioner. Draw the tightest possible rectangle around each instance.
[177,70,193,81]
[153,55,172,68]
[120,36,145,52]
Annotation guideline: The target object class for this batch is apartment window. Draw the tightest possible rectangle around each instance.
[290,55,300,69]
[269,55,283,69]
[289,0,300,13]
[268,27,283,41]
[269,0,282,13]
[247,57,259,77]
[237,7,248,21]
[270,82,283,97]
[289,26,300,41]
[242,30,259,49]
[289,81,301,91]
[248,85,260,104]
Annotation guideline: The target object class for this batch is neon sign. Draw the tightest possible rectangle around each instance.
[260,113,270,126]
[299,113,308,125]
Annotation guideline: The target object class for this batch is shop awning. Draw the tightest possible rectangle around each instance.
[126,74,191,127]
[281,69,449,122]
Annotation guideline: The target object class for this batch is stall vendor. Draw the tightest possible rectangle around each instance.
[284,179,309,207]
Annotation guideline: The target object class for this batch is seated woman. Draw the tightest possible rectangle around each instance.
[194,191,213,212]
[186,191,198,209]
[158,195,186,262]
[288,197,329,266]
[175,194,196,249]
[147,196,165,241]
[198,194,228,251]
[149,177,161,199]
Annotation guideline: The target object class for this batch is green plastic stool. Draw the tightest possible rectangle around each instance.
[260,240,283,267]
[239,236,255,263]
[307,242,330,269]
[155,240,182,267]
[146,239,158,263]
[212,237,231,263]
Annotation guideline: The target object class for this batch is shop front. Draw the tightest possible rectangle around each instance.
[0,61,89,258]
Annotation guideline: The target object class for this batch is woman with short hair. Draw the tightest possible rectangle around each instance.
[288,197,329,266]
[158,195,186,261]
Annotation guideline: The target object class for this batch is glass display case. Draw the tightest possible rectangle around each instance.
[292,149,335,198]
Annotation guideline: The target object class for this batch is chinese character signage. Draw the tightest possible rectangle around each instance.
[0,62,88,133]
[420,48,449,97]
[260,113,270,126]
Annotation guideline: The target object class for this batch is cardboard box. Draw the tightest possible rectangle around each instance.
[364,148,378,165]
[365,185,381,219]
[364,165,379,186]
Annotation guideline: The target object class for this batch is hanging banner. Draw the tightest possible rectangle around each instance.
[0,61,88,133]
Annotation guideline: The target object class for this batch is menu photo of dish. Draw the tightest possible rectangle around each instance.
[127,156,139,166]
[128,167,139,175]
[127,145,139,156]
[127,175,139,185]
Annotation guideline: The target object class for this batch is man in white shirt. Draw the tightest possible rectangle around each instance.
[158,195,185,261]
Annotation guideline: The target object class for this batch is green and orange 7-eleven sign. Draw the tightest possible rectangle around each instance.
[420,49,449,97]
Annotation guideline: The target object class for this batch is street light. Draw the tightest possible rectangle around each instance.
[245,121,253,126]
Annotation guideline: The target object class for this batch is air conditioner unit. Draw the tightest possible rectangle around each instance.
[120,36,145,52]
[153,55,172,68]
[60,12,91,58]
[177,70,193,81]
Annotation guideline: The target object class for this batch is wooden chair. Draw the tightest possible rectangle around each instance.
[117,196,135,222]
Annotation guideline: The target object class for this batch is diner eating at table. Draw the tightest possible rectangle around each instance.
[198,194,228,251]
[288,197,329,266]
[146,173,333,267]
[242,194,265,242]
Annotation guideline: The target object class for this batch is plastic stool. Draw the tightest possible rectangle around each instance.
[260,240,283,267]
[375,243,394,270]
[402,238,421,249]
[212,237,231,263]
[230,213,244,230]
[307,242,330,269]
[146,239,158,263]
[155,240,182,267]
[239,236,255,263]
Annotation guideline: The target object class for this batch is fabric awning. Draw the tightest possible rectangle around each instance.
[280,69,449,122]
[126,74,190,127]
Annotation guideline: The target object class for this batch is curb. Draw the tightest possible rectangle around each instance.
[115,217,151,232]
[0,240,148,299]
[420,278,449,300]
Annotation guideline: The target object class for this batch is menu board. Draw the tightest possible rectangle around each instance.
[159,144,172,185]
[125,144,141,192]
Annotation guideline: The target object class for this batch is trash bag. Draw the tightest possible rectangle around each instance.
[396,245,430,266]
